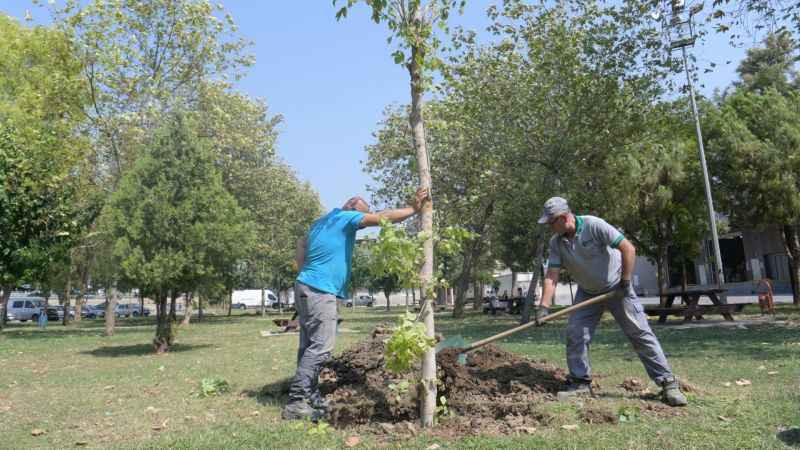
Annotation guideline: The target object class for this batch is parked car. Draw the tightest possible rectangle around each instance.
[482,296,509,314]
[82,304,107,319]
[116,303,150,317]
[346,295,375,308]
[45,305,75,321]
[7,297,47,322]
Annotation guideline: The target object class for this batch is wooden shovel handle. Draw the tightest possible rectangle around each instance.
[462,291,616,354]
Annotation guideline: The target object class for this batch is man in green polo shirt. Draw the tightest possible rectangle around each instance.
[536,197,687,407]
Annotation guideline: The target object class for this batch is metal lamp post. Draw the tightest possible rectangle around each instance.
[668,0,726,288]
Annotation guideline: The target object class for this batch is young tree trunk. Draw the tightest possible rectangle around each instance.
[782,223,800,306]
[153,294,173,353]
[139,290,144,320]
[181,292,193,325]
[198,294,204,320]
[0,284,13,330]
[104,285,118,337]
[474,283,484,310]
[520,240,545,324]
[405,289,409,307]
[277,290,283,314]
[260,288,266,316]
[408,33,436,428]
[411,288,416,307]
[385,290,391,311]
[62,278,71,326]
[682,262,689,293]
[657,243,670,307]
[227,290,233,317]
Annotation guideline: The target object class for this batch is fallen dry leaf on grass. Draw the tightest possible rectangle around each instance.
[767,371,778,375]
[561,424,579,431]
[735,379,752,386]
[152,418,169,431]
[75,441,89,446]
[718,416,733,422]
[103,385,115,390]
[344,436,361,447]
[30,429,45,437]
[426,445,441,450]
[722,382,732,387]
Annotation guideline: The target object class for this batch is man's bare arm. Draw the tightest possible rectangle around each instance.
[539,268,561,308]
[295,236,306,271]
[359,187,429,228]
[618,239,636,282]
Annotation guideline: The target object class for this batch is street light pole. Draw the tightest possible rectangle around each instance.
[680,46,725,288]
[668,0,725,288]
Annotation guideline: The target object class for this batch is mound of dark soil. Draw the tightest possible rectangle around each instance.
[318,328,569,436]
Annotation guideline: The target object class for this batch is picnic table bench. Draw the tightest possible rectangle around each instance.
[643,287,743,323]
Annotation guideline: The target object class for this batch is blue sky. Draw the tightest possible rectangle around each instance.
[2,1,753,211]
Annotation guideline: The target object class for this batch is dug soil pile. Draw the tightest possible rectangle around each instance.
[318,327,570,436]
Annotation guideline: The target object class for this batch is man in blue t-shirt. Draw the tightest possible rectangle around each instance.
[282,187,429,421]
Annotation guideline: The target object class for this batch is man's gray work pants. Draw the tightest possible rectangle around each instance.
[566,286,674,385]
[287,282,337,403]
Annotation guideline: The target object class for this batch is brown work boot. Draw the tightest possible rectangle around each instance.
[660,379,688,407]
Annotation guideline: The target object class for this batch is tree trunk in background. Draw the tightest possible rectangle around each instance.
[657,243,670,307]
[169,292,177,323]
[521,240,545,324]
[278,290,283,314]
[198,294,204,320]
[62,278,71,326]
[182,292,193,325]
[411,288,416,307]
[74,285,85,324]
[782,224,800,306]
[405,289,409,307]
[104,285,118,337]
[227,290,233,316]
[260,288,266,316]
[0,285,12,330]
[153,294,173,353]
[385,290,391,311]
[139,291,144,320]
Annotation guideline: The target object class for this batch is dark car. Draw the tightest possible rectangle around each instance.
[45,305,75,321]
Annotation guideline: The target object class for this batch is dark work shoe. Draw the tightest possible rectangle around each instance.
[660,379,688,407]
[281,401,322,421]
[558,381,592,400]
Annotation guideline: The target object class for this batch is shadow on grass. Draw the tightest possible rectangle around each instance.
[81,343,212,357]
[243,377,293,407]
[779,428,800,448]
[777,428,800,448]
[2,325,153,339]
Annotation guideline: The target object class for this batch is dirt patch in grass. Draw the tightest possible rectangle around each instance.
[619,377,647,393]
[580,406,619,424]
[318,328,570,436]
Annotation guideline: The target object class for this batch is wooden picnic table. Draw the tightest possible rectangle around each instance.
[644,287,735,323]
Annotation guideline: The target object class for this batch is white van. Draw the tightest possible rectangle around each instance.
[232,289,278,310]
[7,294,47,322]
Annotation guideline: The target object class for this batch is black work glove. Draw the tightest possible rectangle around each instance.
[616,279,632,297]
[534,306,550,325]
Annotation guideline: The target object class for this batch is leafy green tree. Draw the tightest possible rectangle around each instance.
[0,15,87,328]
[735,31,799,94]
[48,0,253,181]
[603,103,709,302]
[104,113,255,352]
[706,89,800,304]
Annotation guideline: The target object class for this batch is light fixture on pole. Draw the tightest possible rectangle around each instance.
[667,0,726,288]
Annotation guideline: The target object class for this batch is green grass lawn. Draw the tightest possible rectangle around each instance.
[1,306,799,449]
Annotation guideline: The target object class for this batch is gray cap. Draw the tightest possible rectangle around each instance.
[537,197,570,224]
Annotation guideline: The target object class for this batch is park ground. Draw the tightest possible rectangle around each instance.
[1,306,799,449]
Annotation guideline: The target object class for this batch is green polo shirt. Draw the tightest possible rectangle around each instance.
[547,215,626,295]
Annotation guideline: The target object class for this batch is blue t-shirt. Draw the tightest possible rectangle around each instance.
[296,208,365,298]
